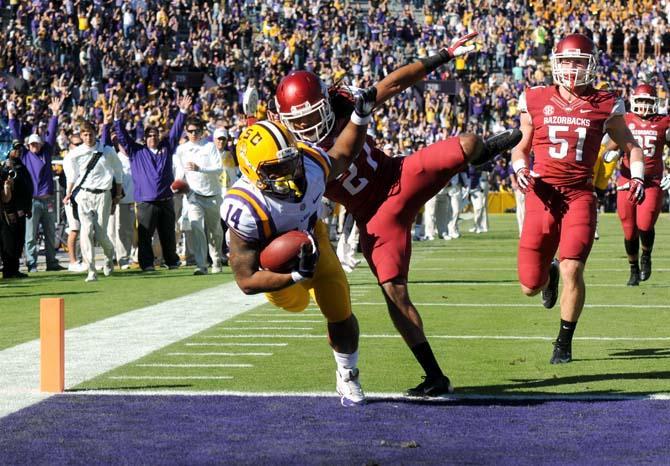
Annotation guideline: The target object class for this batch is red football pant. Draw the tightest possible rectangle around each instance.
[616,182,663,240]
[518,185,596,290]
[359,137,466,284]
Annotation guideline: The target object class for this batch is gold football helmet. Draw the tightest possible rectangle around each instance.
[236,120,306,201]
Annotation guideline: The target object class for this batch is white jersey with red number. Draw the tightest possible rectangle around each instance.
[520,85,624,187]
[620,113,670,180]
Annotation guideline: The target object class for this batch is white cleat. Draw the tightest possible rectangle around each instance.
[336,368,365,407]
[85,272,98,282]
[103,260,113,277]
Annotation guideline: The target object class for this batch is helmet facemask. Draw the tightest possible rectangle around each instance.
[551,53,598,90]
[277,97,335,144]
[256,147,306,201]
[630,95,658,117]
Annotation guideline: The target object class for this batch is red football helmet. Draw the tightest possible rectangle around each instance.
[630,83,658,117]
[274,70,335,143]
[550,33,598,89]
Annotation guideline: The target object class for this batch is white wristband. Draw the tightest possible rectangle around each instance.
[512,159,527,173]
[630,160,644,180]
[291,271,306,283]
[350,112,371,126]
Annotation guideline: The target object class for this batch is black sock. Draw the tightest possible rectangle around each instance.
[640,229,655,254]
[410,342,444,379]
[624,238,639,257]
[556,320,577,347]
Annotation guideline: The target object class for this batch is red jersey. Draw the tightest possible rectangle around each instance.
[522,85,623,187]
[620,113,670,180]
[321,119,397,221]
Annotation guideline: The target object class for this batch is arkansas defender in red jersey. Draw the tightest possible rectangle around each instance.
[602,83,670,285]
[511,33,645,364]
[276,32,523,397]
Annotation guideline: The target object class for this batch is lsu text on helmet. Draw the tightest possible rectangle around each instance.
[630,83,658,117]
[551,33,598,90]
[236,120,306,201]
[275,70,335,144]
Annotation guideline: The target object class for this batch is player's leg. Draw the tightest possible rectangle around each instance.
[308,220,364,406]
[552,191,597,364]
[361,208,452,397]
[517,189,560,298]
[617,186,640,286]
[636,185,663,281]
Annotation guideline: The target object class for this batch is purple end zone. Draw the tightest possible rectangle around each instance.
[1,396,669,465]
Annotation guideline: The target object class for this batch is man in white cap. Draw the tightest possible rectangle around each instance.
[174,124,224,275]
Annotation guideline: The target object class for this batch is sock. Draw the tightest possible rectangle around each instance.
[410,342,444,379]
[556,320,577,347]
[640,229,654,255]
[333,350,358,375]
[624,238,639,257]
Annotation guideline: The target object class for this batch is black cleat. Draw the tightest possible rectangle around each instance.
[405,375,454,397]
[640,254,651,281]
[627,265,640,286]
[473,129,523,166]
[550,341,572,364]
[542,259,560,309]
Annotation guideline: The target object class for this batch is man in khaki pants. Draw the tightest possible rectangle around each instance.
[64,121,123,282]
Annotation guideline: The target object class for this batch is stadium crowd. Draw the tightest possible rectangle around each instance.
[0,0,669,279]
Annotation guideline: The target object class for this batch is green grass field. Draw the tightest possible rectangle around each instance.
[3,213,670,396]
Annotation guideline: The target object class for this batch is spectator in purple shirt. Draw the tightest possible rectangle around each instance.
[113,94,191,272]
[7,95,66,272]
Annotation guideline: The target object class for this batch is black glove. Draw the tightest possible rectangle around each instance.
[292,233,319,282]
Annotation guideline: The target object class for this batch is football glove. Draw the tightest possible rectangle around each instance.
[660,174,670,191]
[353,87,377,118]
[445,31,478,59]
[617,178,645,205]
[291,232,319,282]
[515,167,538,193]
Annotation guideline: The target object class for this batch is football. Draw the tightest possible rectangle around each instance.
[260,230,311,273]
[171,179,190,194]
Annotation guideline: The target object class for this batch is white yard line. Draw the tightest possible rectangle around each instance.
[0,282,265,419]
[107,376,234,380]
[191,334,670,341]
[166,352,273,356]
[134,363,253,368]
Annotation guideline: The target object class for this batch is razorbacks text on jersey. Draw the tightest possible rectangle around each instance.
[222,144,331,245]
[619,113,670,180]
[520,85,624,187]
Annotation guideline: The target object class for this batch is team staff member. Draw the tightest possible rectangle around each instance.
[174,123,225,275]
[113,95,192,271]
[7,96,66,272]
[63,121,124,282]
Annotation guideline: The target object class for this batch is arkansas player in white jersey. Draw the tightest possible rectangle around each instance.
[511,33,645,364]
[602,83,670,285]
[275,33,524,396]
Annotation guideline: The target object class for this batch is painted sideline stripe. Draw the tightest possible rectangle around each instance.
[61,390,670,402]
[0,281,265,419]
[135,363,253,368]
[194,334,670,341]
[166,352,273,356]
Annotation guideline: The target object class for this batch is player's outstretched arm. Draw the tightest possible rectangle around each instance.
[372,32,477,107]
[229,230,307,294]
[327,87,376,180]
